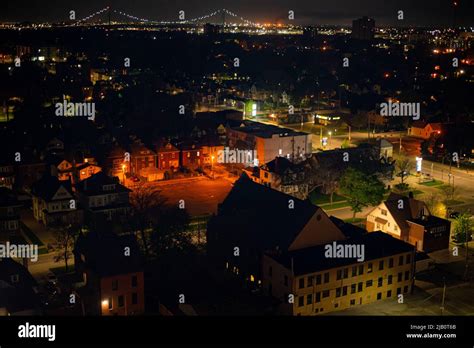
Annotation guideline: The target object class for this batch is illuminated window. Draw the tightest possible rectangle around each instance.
[250,275,255,282]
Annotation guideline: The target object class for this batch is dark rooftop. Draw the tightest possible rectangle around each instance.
[74,231,143,277]
[230,120,308,138]
[267,231,414,276]
[210,173,319,251]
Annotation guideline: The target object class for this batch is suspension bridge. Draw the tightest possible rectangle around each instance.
[70,7,260,28]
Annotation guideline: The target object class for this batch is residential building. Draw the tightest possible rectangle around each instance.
[408,121,443,139]
[245,156,311,200]
[0,162,15,189]
[130,142,157,177]
[76,172,131,222]
[31,175,82,226]
[74,231,144,316]
[45,154,74,182]
[179,143,203,169]
[263,232,414,315]
[0,258,40,316]
[201,143,225,167]
[0,188,22,242]
[76,162,102,182]
[207,174,346,283]
[366,193,451,252]
[227,121,312,165]
[375,138,394,160]
[105,144,128,178]
[155,140,180,171]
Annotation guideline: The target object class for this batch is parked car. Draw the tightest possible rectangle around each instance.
[449,211,460,219]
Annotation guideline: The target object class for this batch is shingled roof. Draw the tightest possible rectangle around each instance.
[74,231,143,277]
[384,193,429,230]
[31,175,73,202]
[268,231,414,276]
[210,173,319,251]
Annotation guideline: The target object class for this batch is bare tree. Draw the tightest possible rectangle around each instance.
[130,182,167,257]
[52,224,78,272]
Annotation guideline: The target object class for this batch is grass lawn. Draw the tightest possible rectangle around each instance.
[435,184,452,191]
[320,201,351,210]
[418,179,444,187]
[20,221,45,246]
[385,190,423,198]
[309,190,346,205]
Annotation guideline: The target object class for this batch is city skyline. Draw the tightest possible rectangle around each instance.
[2,0,474,27]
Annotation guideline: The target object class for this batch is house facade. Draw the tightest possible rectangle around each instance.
[76,172,131,222]
[366,193,450,252]
[263,232,414,316]
[31,176,81,226]
[74,232,145,316]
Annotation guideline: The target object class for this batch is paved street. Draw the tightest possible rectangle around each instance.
[330,283,474,316]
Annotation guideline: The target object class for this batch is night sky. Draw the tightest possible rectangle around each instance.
[2,0,474,27]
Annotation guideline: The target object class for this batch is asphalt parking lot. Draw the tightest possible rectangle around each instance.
[149,177,234,217]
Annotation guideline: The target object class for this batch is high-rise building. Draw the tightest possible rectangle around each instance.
[352,16,375,40]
